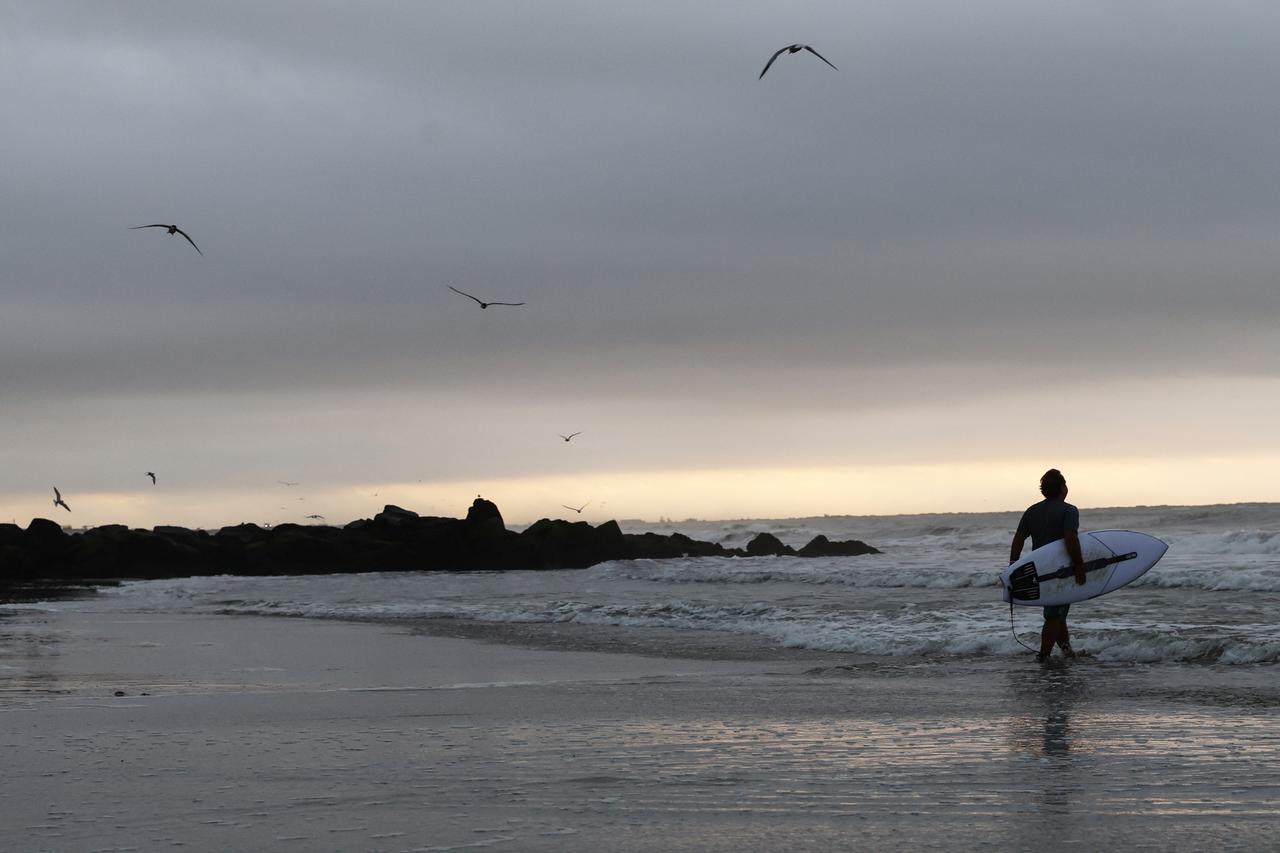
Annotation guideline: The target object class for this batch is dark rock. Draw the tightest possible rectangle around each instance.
[0,524,24,548]
[0,544,34,579]
[0,524,32,578]
[521,518,628,569]
[25,518,68,549]
[797,535,882,557]
[623,531,738,559]
[374,505,419,525]
[73,525,132,577]
[256,524,354,572]
[154,526,209,548]
[0,499,879,584]
[215,523,268,543]
[745,532,795,557]
[465,497,504,530]
[23,518,72,574]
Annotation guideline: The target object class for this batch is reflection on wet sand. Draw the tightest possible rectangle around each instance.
[1008,662,1090,759]
[1,585,104,698]
[1004,662,1089,849]
[0,620,70,698]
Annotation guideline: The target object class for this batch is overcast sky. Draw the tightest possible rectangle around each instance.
[5,1,1280,528]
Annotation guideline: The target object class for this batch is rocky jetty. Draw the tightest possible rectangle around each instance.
[0,500,879,583]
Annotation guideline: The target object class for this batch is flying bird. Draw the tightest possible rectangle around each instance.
[448,285,524,309]
[129,223,203,256]
[146,472,156,485]
[53,487,71,512]
[305,514,325,520]
[562,501,591,515]
[278,481,299,487]
[559,432,582,442]
[759,44,838,79]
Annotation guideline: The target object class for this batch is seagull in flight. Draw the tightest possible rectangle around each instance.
[559,432,582,442]
[129,223,203,256]
[562,501,591,515]
[278,481,299,487]
[146,471,156,485]
[448,285,524,309]
[305,514,325,520]
[759,44,838,79]
[53,487,71,512]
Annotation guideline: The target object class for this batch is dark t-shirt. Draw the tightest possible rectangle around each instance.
[1017,498,1080,550]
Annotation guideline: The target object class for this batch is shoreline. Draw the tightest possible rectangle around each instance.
[406,616,858,663]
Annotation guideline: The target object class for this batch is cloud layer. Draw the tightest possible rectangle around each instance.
[4,2,1280,524]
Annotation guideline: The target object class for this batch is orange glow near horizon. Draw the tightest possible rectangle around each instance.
[5,453,1280,531]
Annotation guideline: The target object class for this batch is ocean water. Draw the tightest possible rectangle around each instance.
[18,503,1280,666]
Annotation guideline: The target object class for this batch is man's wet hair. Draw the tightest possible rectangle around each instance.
[1040,469,1067,498]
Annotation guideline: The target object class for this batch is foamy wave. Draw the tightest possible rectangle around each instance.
[589,557,1000,590]
[198,594,1280,665]
[1083,631,1280,665]
[1136,564,1280,592]
[589,555,1280,594]
[0,603,63,614]
[1166,529,1280,556]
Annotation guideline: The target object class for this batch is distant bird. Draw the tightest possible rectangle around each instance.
[448,285,524,309]
[146,471,156,485]
[559,432,582,442]
[278,481,299,487]
[305,514,325,520]
[562,501,591,514]
[759,44,838,79]
[52,487,71,512]
[129,223,203,256]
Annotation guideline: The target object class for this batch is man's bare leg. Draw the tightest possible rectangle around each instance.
[1039,617,1063,659]
[1056,623,1076,657]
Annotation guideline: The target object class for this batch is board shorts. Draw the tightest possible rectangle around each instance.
[1043,603,1071,620]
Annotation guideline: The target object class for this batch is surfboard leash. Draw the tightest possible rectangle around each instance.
[1009,600,1040,655]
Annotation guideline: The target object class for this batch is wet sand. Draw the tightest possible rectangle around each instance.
[2,610,1278,851]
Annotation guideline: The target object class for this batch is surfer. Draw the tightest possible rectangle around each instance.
[1009,469,1086,662]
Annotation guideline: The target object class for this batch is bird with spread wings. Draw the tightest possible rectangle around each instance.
[129,223,203,255]
[759,44,838,79]
[448,285,524,309]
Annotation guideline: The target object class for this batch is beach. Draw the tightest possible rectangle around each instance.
[3,604,1278,852]
[8,2,1280,848]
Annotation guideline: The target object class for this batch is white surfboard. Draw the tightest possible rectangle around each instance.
[1000,529,1168,608]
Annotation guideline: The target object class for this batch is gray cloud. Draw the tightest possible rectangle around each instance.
[4,1,1280,518]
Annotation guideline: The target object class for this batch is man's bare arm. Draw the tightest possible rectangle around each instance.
[1010,529,1029,564]
[1063,529,1086,584]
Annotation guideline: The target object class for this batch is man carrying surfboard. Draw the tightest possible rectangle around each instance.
[1009,469,1087,662]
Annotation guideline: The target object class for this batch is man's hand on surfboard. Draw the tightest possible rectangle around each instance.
[1074,563,1087,585]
